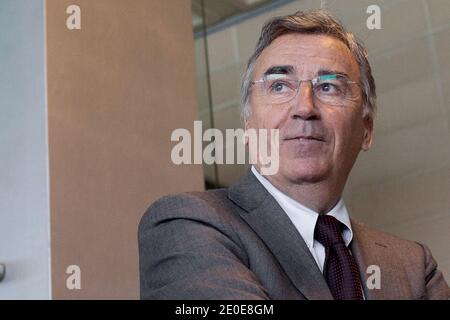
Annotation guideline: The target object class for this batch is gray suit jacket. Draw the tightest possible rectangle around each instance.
[138,170,450,299]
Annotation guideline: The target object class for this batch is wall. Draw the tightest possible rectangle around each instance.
[0,0,50,299]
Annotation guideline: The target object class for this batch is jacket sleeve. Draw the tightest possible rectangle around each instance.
[420,243,450,300]
[138,193,270,300]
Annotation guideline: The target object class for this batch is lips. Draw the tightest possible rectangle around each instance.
[285,135,325,142]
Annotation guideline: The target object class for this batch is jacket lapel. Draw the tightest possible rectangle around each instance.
[351,219,413,299]
[228,170,333,300]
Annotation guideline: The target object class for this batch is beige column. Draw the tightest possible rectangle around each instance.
[46,0,203,299]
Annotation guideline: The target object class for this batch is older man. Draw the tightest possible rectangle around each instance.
[138,10,450,300]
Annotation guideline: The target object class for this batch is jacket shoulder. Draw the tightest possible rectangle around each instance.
[138,189,235,234]
[351,219,425,256]
[352,219,450,299]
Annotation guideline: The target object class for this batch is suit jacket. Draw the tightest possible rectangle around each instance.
[138,170,450,299]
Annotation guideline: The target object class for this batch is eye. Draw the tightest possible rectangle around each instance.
[319,82,337,93]
[268,80,292,94]
[273,82,285,92]
[316,82,341,95]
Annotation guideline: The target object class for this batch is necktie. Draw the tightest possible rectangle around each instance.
[314,215,364,300]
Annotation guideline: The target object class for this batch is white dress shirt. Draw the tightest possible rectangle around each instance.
[251,166,354,273]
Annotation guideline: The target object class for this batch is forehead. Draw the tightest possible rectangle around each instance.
[254,33,360,79]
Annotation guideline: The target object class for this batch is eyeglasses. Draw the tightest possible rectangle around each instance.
[251,74,361,106]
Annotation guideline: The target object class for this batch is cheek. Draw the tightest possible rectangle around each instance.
[334,116,366,156]
[327,110,364,152]
[250,103,290,129]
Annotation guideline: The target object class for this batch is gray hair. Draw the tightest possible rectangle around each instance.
[241,10,376,121]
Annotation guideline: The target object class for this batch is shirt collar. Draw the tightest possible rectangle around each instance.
[251,166,353,248]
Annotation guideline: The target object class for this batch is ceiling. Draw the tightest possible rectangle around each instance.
[191,0,274,32]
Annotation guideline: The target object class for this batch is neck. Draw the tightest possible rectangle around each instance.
[258,169,345,214]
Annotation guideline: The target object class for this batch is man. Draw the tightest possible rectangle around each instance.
[138,10,450,299]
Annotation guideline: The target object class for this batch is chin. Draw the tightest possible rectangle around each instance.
[281,159,330,184]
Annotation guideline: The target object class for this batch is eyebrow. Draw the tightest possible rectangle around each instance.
[263,65,295,78]
[261,66,353,82]
[317,68,350,79]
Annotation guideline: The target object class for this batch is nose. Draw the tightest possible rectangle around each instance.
[290,81,319,120]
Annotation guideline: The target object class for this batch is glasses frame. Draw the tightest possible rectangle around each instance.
[250,74,362,106]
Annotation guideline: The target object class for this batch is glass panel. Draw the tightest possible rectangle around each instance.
[192,0,450,279]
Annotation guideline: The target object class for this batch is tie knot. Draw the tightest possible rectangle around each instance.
[314,215,345,248]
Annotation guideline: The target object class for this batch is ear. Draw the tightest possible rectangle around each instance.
[361,116,374,151]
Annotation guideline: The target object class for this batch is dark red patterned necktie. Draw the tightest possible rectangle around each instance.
[314,215,364,300]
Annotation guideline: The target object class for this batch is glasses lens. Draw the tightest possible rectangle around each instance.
[313,75,357,105]
[260,76,297,104]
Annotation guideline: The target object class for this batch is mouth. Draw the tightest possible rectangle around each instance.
[285,136,325,142]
